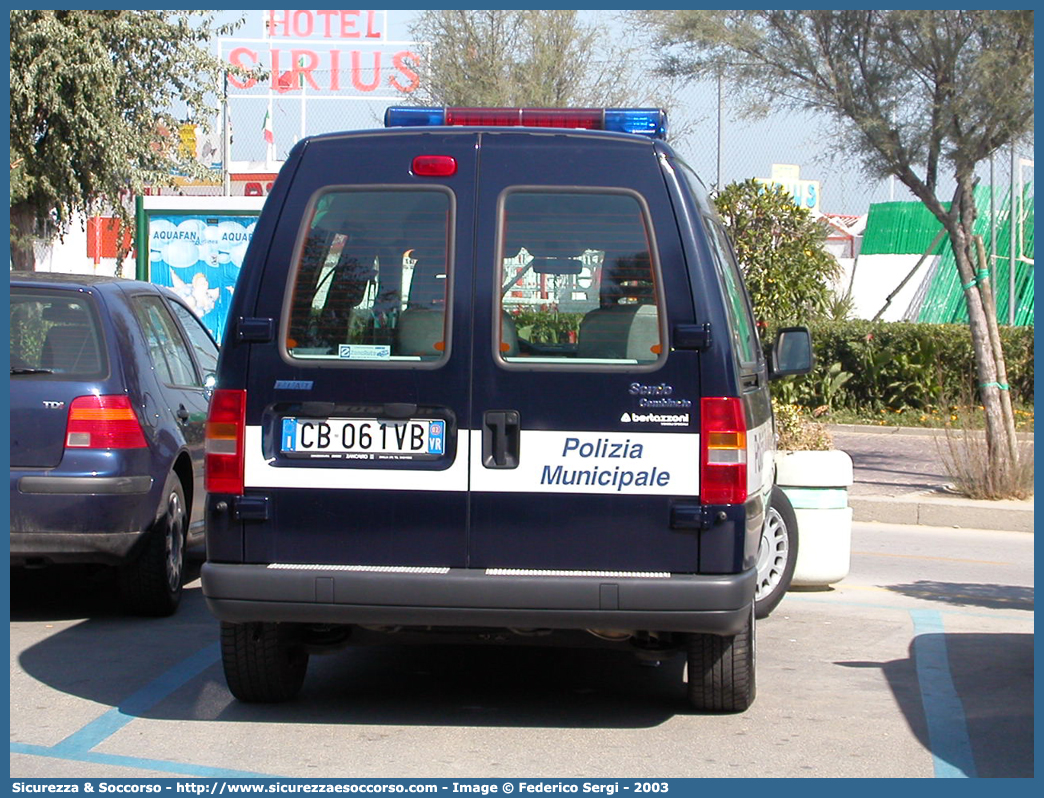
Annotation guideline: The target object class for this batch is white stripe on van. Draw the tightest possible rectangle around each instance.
[470,429,699,496]
[242,426,469,492]
[243,426,699,496]
[746,417,775,498]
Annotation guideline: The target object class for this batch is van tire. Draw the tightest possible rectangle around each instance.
[119,475,186,617]
[686,602,756,712]
[754,486,798,619]
[221,621,309,703]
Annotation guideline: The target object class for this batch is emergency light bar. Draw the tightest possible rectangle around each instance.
[384,107,668,140]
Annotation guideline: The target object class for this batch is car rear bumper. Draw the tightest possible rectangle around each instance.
[17,475,153,495]
[10,532,147,565]
[201,562,756,635]
[10,472,155,566]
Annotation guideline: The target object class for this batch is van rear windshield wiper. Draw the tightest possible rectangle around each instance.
[11,367,54,375]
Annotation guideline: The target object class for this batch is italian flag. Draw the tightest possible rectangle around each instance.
[263,109,274,145]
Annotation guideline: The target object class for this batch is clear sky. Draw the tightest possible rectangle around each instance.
[211,9,1027,218]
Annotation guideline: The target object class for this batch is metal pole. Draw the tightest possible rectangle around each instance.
[222,74,231,197]
[716,71,723,191]
[1009,145,1016,325]
[989,154,996,279]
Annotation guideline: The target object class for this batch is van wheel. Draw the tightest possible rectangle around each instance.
[686,602,756,712]
[755,486,798,619]
[221,621,309,703]
[119,475,186,617]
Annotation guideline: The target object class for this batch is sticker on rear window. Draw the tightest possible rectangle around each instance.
[338,344,390,360]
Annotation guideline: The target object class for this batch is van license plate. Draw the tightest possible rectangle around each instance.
[280,417,446,460]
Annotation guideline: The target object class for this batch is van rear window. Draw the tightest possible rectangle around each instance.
[285,189,452,363]
[497,190,662,366]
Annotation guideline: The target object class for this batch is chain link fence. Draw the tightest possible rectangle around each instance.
[210,81,1030,221]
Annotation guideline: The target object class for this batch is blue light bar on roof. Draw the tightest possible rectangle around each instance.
[384,107,668,140]
[604,109,668,139]
[383,107,447,128]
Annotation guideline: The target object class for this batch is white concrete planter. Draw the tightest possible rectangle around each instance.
[775,449,854,587]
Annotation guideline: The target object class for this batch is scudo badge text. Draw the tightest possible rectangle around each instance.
[629,382,692,409]
[629,382,673,397]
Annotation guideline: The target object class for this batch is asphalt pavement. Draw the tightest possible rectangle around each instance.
[828,424,1034,533]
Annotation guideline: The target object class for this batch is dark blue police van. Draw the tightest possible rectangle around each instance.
[201,107,812,712]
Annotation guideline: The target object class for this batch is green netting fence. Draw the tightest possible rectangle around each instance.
[859,185,1034,326]
[860,200,951,255]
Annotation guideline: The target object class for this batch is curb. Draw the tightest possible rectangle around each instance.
[850,493,1034,533]
[828,423,1035,442]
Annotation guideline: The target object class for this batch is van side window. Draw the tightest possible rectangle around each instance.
[284,189,452,363]
[706,220,760,367]
[674,159,760,369]
[497,190,662,365]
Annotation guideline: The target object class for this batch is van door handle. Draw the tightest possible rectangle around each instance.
[482,410,520,469]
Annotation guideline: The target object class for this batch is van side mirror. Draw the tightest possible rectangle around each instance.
[770,327,813,380]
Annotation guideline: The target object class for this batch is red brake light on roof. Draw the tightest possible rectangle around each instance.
[445,107,604,129]
[701,397,748,505]
[65,395,147,449]
[206,389,246,495]
[445,107,524,126]
[412,155,457,176]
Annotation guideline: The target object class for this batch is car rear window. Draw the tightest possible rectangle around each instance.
[497,190,663,366]
[10,288,106,378]
[284,188,453,363]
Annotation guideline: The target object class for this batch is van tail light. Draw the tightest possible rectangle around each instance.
[700,397,748,505]
[65,395,147,449]
[206,389,246,495]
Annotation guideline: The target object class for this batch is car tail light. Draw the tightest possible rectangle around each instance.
[701,397,748,505]
[206,389,246,494]
[65,395,147,449]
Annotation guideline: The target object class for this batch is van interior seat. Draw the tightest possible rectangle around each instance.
[395,310,520,358]
[395,307,444,356]
[577,303,659,362]
[576,250,659,361]
[625,304,660,361]
[500,313,519,357]
[577,305,640,360]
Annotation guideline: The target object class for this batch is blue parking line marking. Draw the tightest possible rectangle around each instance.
[11,642,277,778]
[11,742,273,778]
[50,642,222,756]
[911,610,978,778]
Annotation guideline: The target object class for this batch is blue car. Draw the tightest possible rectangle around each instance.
[9,272,219,615]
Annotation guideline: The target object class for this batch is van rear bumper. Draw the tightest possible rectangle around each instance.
[201,563,756,636]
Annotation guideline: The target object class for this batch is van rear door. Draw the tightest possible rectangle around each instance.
[466,132,702,573]
[242,133,477,568]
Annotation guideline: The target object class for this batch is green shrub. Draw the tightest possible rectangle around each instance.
[772,400,834,451]
[767,320,1034,412]
[715,179,840,327]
